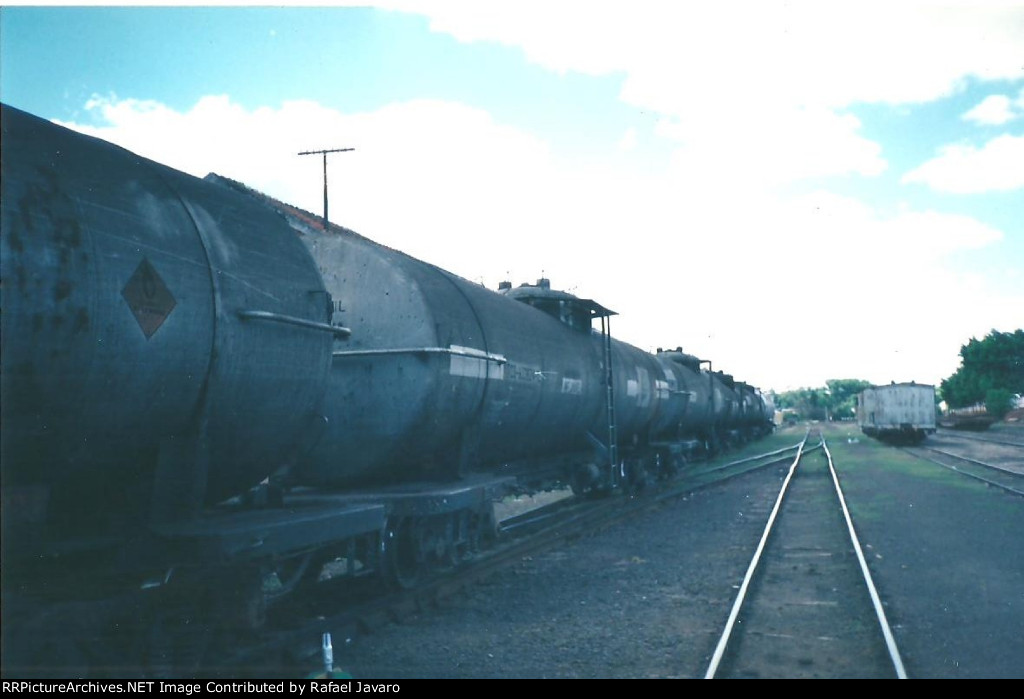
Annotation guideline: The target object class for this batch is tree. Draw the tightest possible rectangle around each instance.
[825,379,873,420]
[775,379,873,421]
[940,330,1024,408]
[775,387,826,420]
[985,388,1014,420]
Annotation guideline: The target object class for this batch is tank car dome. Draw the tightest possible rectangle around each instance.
[656,348,704,373]
[499,279,615,332]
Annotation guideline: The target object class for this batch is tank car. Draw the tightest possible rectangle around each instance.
[857,382,937,444]
[1,103,774,672]
[1,103,341,545]
[2,105,391,652]
[228,186,767,497]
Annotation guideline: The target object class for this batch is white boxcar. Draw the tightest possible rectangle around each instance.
[857,382,936,444]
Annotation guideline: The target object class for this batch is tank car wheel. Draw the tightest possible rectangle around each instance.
[418,515,460,573]
[620,458,649,494]
[383,517,424,589]
[704,431,723,457]
[467,506,498,553]
[443,542,466,569]
[650,452,665,482]
[442,534,475,570]
[264,552,315,603]
[655,451,684,481]
[671,453,688,478]
[568,462,602,497]
[442,513,472,568]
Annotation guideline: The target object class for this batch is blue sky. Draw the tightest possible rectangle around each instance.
[2,2,1022,393]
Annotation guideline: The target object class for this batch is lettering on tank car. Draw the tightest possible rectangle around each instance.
[122,257,176,339]
[503,362,541,384]
[561,377,583,395]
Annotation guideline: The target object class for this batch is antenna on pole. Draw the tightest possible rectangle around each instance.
[298,147,354,229]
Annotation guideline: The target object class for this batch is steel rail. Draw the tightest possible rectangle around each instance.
[499,441,804,534]
[935,429,1024,449]
[714,442,803,468]
[690,441,805,480]
[920,445,1023,476]
[498,498,580,534]
[823,438,908,679]
[703,431,810,679]
[902,449,1024,498]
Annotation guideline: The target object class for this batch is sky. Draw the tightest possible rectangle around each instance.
[1,1,1022,394]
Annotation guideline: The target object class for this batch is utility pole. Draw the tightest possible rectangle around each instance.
[298,147,354,229]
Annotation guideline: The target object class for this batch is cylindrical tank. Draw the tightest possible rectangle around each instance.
[1,105,334,537]
[287,230,613,487]
[498,281,687,451]
[654,350,714,436]
[734,382,763,428]
[708,372,740,431]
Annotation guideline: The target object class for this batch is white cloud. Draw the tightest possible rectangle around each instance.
[390,1,1024,109]
[963,94,1016,125]
[962,86,1024,125]
[381,1,1024,195]
[55,95,1019,392]
[901,134,1024,193]
[657,105,886,189]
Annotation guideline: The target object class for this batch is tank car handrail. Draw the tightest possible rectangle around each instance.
[238,309,352,338]
[331,346,507,363]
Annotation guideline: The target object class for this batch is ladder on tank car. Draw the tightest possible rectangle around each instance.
[600,314,618,474]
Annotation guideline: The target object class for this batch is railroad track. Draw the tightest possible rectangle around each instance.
[703,432,906,679]
[935,428,1024,449]
[208,439,804,678]
[901,442,1024,497]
